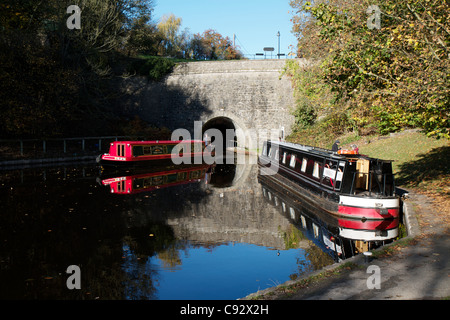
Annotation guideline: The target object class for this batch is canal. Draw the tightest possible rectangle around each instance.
[0,158,399,300]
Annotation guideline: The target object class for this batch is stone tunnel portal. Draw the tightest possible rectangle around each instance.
[202,117,237,151]
[202,117,237,188]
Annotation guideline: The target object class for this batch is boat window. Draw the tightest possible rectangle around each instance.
[268,147,273,158]
[191,170,202,179]
[117,180,125,192]
[153,146,164,155]
[301,158,308,172]
[289,154,296,168]
[262,145,267,156]
[143,146,152,155]
[313,161,320,178]
[152,176,163,186]
[167,174,178,183]
[322,160,338,188]
[313,223,319,239]
[337,161,345,181]
[133,146,144,157]
[334,161,345,190]
[177,172,187,181]
[117,144,125,157]
[301,215,306,229]
[282,152,287,164]
[290,207,296,220]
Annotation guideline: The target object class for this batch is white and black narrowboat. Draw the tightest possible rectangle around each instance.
[258,141,399,221]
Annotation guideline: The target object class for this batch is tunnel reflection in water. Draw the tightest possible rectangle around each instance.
[0,160,400,300]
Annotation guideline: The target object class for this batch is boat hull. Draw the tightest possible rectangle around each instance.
[97,154,206,168]
[258,163,399,221]
[338,195,399,220]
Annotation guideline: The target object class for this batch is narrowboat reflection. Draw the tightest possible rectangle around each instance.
[99,164,214,195]
[258,174,399,262]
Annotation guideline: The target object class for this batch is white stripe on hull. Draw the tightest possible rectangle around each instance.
[339,195,399,208]
[339,228,399,241]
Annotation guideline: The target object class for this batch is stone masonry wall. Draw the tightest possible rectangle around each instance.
[121,59,308,147]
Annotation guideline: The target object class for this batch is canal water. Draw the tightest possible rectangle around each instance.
[0,159,398,300]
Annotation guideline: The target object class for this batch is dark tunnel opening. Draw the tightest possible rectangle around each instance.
[202,117,237,187]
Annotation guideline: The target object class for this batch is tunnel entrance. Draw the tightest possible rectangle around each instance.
[202,117,237,151]
[202,117,237,185]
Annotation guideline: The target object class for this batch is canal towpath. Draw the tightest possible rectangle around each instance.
[244,190,450,300]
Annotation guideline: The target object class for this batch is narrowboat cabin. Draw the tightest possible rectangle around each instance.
[101,164,212,195]
[97,140,208,168]
[258,141,399,221]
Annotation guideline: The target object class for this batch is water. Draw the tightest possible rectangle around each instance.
[0,160,397,300]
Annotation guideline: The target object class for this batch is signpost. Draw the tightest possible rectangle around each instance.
[263,47,274,59]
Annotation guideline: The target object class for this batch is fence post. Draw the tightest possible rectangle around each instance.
[64,140,67,153]
[98,139,102,151]
[43,140,46,154]
[82,139,85,151]
[20,141,23,156]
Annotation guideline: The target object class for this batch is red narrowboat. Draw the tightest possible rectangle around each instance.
[97,140,209,167]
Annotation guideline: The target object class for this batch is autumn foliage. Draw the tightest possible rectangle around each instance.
[288,0,449,139]
[0,1,242,138]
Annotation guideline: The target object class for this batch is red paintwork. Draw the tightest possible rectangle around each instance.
[100,140,206,163]
[337,217,399,230]
[337,205,399,220]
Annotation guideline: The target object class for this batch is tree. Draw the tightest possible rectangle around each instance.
[125,14,162,56]
[157,13,185,57]
[191,29,242,60]
[289,0,449,139]
[0,0,160,138]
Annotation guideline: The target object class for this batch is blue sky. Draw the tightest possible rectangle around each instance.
[152,0,298,58]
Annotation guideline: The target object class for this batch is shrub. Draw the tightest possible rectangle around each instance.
[129,56,175,81]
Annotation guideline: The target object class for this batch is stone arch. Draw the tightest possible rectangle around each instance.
[202,116,236,150]
[200,113,254,188]
[200,111,255,151]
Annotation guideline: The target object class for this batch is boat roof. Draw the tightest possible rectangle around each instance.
[269,140,342,158]
[112,140,204,145]
[268,140,393,162]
